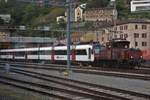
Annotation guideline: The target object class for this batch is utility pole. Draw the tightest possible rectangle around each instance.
[16,0,74,75]
[66,0,71,74]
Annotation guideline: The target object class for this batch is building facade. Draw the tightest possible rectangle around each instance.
[131,0,150,12]
[74,4,117,22]
[114,21,150,59]
[74,4,86,22]
[0,14,11,23]
[75,6,84,22]
[84,8,117,22]
[72,20,150,59]
[56,16,66,24]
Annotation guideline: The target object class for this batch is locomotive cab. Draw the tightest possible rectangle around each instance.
[109,39,142,67]
[107,39,130,49]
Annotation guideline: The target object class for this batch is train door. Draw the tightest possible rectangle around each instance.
[72,49,76,61]
[51,46,55,63]
[25,51,27,63]
[88,48,91,59]
[12,52,15,61]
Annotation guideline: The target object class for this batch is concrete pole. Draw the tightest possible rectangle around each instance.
[66,0,71,71]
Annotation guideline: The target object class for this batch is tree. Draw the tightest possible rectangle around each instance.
[57,18,66,29]
[116,0,129,19]
[22,4,39,25]
[87,0,110,8]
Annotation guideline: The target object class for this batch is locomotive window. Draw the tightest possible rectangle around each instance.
[55,50,67,55]
[112,41,129,48]
[76,50,87,55]
[93,44,102,54]
[94,47,100,54]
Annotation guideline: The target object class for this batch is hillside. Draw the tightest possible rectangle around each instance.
[116,0,150,19]
[1,0,150,26]
[0,0,65,26]
[0,0,150,37]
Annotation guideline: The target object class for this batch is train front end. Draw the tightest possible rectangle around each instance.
[125,48,143,67]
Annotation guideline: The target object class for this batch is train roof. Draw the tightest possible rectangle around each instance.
[110,38,130,43]
[0,47,39,52]
[0,44,94,52]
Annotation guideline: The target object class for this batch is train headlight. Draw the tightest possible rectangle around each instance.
[140,56,143,58]
[130,56,133,59]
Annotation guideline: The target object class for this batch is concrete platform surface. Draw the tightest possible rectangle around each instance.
[0,68,150,96]
[29,68,150,96]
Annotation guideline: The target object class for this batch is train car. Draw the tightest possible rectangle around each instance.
[0,44,95,64]
[0,40,143,68]
[92,39,143,67]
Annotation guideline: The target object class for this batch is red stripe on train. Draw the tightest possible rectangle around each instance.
[51,46,55,63]
[72,49,76,61]
[142,49,150,60]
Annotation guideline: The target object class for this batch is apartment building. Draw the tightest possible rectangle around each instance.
[131,0,150,12]
[114,20,150,59]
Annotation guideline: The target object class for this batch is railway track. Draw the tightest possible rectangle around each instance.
[0,67,150,100]
[1,62,150,81]
[1,61,150,74]
[0,72,113,100]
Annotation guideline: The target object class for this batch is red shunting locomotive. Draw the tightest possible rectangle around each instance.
[93,39,143,68]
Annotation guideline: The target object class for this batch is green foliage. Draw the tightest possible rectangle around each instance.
[128,12,150,19]
[116,0,129,19]
[31,7,65,26]
[0,0,8,13]
[116,0,150,19]
[85,0,110,8]
[1,0,150,37]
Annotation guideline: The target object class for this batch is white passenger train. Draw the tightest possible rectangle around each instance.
[0,40,143,68]
[0,44,98,65]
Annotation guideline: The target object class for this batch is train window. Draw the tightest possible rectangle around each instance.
[40,50,51,55]
[28,51,38,55]
[0,52,4,55]
[55,50,67,55]
[0,52,13,55]
[15,52,25,56]
[0,52,6,55]
[76,50,87,55]
[8,52,14,55]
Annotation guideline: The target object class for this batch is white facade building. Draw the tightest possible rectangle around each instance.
[131,0,150,12]
[75,4,86,22]
[56,16,66,24]
[0,14,11,23]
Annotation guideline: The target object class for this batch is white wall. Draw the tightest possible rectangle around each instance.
[131,0,150,12]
